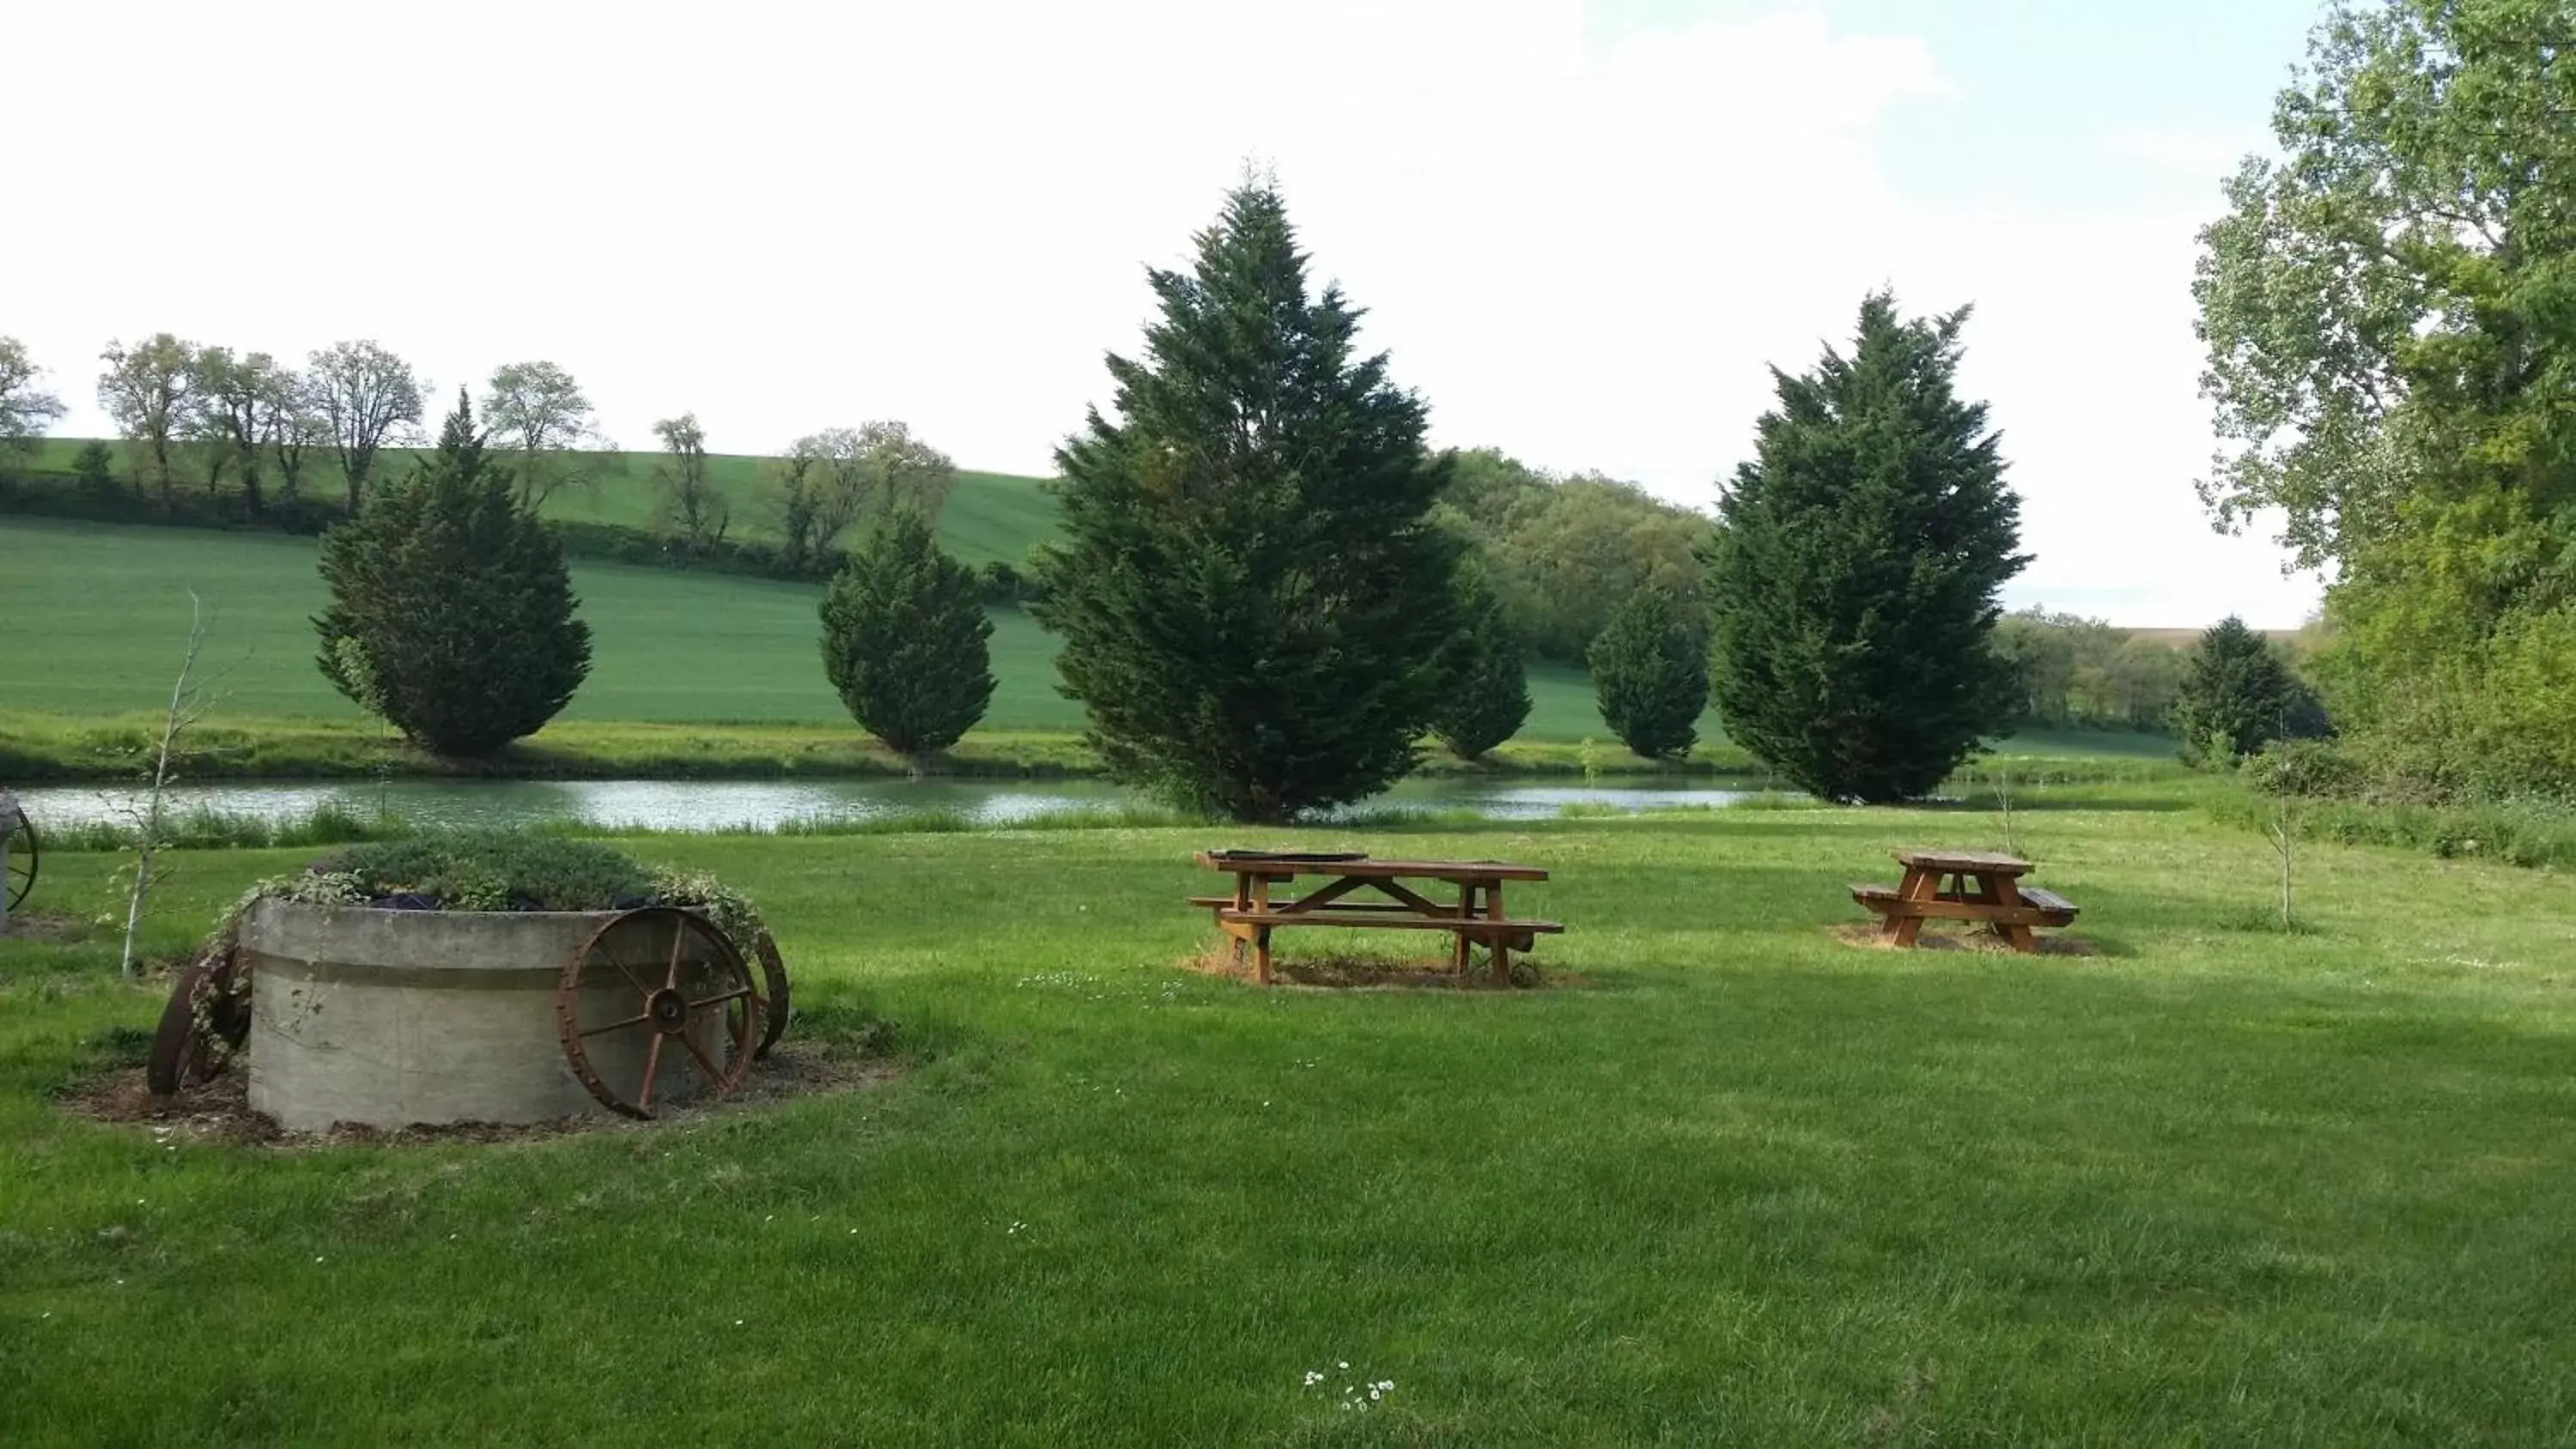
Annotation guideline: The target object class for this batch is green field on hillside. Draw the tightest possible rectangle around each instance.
[0,517,1721,744]
[22,440,1065,567]
[3,799,2572,1442]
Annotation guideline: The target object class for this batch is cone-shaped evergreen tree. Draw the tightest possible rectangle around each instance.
[820,510,996,756]
[1589,587,1707,760]
[2170,616,2328,767]
[1430,564,1531,760]
[1034,180,1461,822]
[314,390,590,756]
[1706,293,2026,802]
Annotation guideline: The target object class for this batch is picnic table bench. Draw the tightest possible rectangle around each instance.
[1192,851,1563,985]
[1850,848,2079,954]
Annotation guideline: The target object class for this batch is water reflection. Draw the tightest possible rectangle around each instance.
[15,774,1763,834]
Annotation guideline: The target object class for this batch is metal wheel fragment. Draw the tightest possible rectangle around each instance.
[750,928,792,1059]
[147,943,250,1095]
[554,907,756,1120]
[3,809,34,912]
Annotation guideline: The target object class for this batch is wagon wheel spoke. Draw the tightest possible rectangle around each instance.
[689,986,755,1010]
[664,915,689,989]
[578,1010,654,1038]
[677,1031,730,1088]
[635,1033,666,1114]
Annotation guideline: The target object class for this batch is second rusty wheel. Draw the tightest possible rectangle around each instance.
[750,928,791,1059]
[554,907,757,1120]
[147,943,251,1095]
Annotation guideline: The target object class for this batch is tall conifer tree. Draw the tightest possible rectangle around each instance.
[1035,180,1460,822]
[1705,293,2026,802]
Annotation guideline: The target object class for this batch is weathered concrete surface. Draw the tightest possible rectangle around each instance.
[243,899,732,1131]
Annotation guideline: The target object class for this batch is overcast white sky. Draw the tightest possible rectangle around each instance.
[7,0,2329,627]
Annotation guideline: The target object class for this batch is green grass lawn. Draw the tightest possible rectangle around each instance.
[0,517,1731,745]
[3,798,2572,1443]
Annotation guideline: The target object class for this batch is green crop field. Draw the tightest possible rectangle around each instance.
[23,439,1066,567]
[3,797,2573,1442]
[0,517,1727,745]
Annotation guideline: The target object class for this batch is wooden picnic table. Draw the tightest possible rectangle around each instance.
[1850,848,2080,954]
[1191,851,1563,985]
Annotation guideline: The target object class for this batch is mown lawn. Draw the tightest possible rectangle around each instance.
[3,798,2571,1444]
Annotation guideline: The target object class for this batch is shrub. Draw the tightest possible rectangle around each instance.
[313,830,654,912]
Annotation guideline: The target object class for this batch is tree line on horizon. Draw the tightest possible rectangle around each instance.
[6,148,2359,816]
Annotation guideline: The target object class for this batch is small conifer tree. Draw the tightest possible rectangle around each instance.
[1589,588,1707,760]
[1431,565,1531,760]
[314,391,590,756]
[820,510,995,756]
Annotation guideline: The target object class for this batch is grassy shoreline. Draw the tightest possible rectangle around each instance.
[0,712,1786,785]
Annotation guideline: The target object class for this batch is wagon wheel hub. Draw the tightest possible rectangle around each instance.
[647,987,691,1034]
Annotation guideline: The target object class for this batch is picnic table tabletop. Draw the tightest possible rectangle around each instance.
[1195,852,1550,882]
[1893,848,2032,876]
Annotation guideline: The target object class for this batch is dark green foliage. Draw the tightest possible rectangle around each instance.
[820,510,995,756]
[1033,180,1461,822]
[1589,589,1707,760]
[1430,567,1531,759]
[313,391,592,757]
[71,440,117,498]
[313,828,651,911]
[1705,292,2026,802]
[1435,449,1707,661]
[2172,617,2329,767]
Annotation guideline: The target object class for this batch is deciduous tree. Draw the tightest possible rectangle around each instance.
[97,333,198,506]
[483,361,604,510]
[0,336,67,476]
[651,413,727,550]
[1034,179,1461,822]
[308,340,423,512]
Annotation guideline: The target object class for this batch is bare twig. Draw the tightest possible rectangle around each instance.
[118,593,214,981]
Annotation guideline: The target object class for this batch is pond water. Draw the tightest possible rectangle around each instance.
[11,775,1765,834]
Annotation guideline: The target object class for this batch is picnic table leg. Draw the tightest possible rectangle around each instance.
[1450,882,1476,974]
[1250,875,1275,983]
[1985,871,2038,953]
[1890,866,1933,947]
[1487,880,1511,982]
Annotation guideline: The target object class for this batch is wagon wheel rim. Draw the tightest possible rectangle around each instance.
[5,814,35,912]
[147,944,246,1095]
[750,929,791,1059]
[555,907,757,1120]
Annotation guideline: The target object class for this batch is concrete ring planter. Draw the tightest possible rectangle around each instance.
[240,898,739,1132]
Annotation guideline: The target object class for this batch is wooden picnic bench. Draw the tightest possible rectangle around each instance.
[1192,851,1563,985]
[1850,848,2079,954]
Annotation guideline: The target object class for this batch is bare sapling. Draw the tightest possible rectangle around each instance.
[117,593,216,981]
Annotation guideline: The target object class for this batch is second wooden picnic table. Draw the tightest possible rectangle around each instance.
[1192,852,1563,985]
[1850,848,2081,953]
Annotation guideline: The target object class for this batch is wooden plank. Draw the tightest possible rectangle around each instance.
[1216,911,1564,934]
[1199,855,1549,882]
[1894,848,2032,874]
[1852,897,2062,927]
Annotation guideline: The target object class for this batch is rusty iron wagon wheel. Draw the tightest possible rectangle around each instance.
[147,943,251,1095]
[4,810,35,913]
[555,907,758,1120]
[750,928,791,1059]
